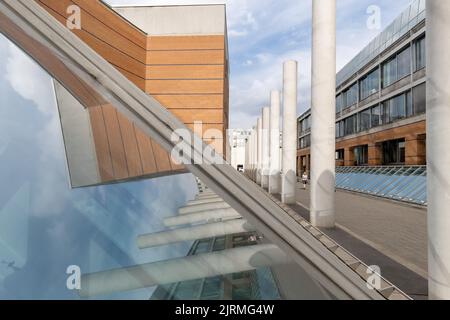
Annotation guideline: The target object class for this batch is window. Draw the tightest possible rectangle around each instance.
[360,68,379,100]
[382,56,397,88]
[300,135,311,149]
[397,47,411,80]
[415,36,426,71]
[382,139,406,164]
[354,145,369,166]
[359,108,371,131]
[336,149,344,160]
[371,105,382,127]
[406,91,413,117]
[194,239,212,254]
[382,92,408,124]
[344,115,357,136]
[344,83,358,108]
[382,46,411,88]
[300,116,311,133]
[413,83,426,114]
[336,94,343,113]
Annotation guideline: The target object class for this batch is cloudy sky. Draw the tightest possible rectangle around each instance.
[106,0,413,129]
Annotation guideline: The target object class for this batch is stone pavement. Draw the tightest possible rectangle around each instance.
[276,183,428,299]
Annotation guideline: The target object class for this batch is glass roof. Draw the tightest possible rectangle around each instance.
[336,166,427,206]
[336,0,426,87]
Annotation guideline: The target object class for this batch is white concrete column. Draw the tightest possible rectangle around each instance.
[269,90,281,194]
[256,117,263,184]
[281,61,298,204]
[137,219,254,249]
[427,0,450,300]
[79,244,289,297]
[310,0,336,228]
[164,207,240,227]
[261,107,270,189]
[250,130,255,180]
[179,201,230,215]
[251,129,257,181]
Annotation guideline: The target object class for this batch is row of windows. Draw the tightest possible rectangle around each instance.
[336,83,425,138]
[336,139,406,166]
[336,36,426,113]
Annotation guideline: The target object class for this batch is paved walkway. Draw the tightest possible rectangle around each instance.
[284,183,428,299]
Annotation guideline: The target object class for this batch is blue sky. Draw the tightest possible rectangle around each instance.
[106,0,413,129]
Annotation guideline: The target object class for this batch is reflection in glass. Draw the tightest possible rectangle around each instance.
[0,34,332,300]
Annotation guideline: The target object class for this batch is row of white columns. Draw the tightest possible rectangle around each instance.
[244,61,298,204]
[78,187,289,297]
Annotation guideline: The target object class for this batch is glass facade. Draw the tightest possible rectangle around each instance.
[337,0,426,87]
[336,87,419,139]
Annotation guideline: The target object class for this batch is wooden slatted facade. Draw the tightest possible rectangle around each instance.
[36,0,229,185]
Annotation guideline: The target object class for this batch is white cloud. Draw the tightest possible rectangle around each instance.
[230,49,311,129]
[5,43,54,116]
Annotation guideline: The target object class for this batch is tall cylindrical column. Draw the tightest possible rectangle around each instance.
[261,107,270,189]
[427,0,450,300]
[253,128,258,181]
[269,91,281,194]
[79,244,289,297]
[256,118,263,184]
[281,61,298,204]
[310,0,336,228]
[248,130,254,179]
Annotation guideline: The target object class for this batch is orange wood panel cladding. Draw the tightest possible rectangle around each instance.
[37,0,228,183]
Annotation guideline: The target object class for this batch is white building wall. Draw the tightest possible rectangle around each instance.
[229,129,252,171]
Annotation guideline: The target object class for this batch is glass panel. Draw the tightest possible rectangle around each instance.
[0,31,331,301]
[359,109,371,131]
[382,57,397,88]
[371,105,382,128]
[415,36,426,71]
[360,68,380,101]
[413,83,426,114]
[397,46,411,79]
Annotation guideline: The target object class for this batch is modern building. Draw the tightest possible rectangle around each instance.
[297,0,426,176]
[0,0,426,300]
[37,0,230,187]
